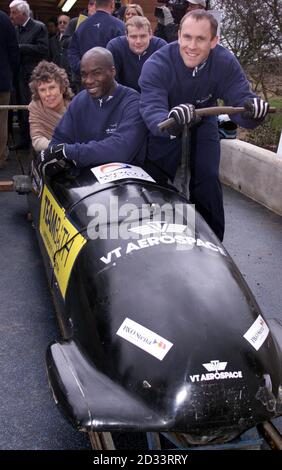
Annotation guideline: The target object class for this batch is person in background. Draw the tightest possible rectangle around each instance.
[114,4,127,20]
[186,0,207,12]
[124,4,144,22]
[47,17,58,38]
[28,61,73,152]
[154,5,178,43]
[49,14,70,68]
[57,14,70,40]
[61,0,96,93]
[9,0,49,150]
[139,11,269,242]
[0,9,19,168]
[154,0,207,43]
[68,0,125,77]
[37,47,146,169]
[63,0,96,43]
[107,16,166,92]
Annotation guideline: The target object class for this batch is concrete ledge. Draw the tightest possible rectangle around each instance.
[220,139,282,216]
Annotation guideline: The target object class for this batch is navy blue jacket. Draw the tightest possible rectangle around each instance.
[139,42,264,179]
[51,84,146,167]
[139,42,262,137]
[0,10,19,92]
[68,11,125,75]
[107,35,166,91]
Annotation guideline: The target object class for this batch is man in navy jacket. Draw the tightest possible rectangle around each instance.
[107,16,166,92]
[0,10,19,167]
[68,0,125,77]
[139,10,269,241]
[39,47,146,168]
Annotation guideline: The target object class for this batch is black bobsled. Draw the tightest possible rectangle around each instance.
[26,157,282,448]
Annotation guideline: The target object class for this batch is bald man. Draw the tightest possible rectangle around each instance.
[38,47,146,168]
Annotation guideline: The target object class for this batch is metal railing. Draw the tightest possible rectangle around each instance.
[0,105,28,110]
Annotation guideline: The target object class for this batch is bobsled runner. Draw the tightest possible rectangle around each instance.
[17,107,282,450]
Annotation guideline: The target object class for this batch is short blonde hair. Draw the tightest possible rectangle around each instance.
[126,16,152,34]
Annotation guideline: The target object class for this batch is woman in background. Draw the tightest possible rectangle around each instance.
[28,61,73,152]
[124,4,144,22]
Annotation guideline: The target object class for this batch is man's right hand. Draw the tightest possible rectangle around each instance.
[37,143,67,166]
[167,104,196,136]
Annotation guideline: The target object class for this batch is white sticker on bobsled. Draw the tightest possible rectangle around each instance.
[189,360,243,383]
[243,315,269,351]
[91,163,156,184]
[116,318,173,361]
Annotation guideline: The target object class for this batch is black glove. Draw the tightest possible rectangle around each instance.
[37,143,67,166]
[168,103,196,125]
[167,103,196,136]
[242,98,269,120]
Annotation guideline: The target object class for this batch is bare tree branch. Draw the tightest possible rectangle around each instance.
[211,0,282,99]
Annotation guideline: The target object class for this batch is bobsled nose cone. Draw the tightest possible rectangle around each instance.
[46,340,167,432]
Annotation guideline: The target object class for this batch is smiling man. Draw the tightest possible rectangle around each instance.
[38,47,146,168]
[139,10,269,241]
[107,16,166,91]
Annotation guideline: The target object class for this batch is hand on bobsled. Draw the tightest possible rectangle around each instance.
[242,98,269,120]
[36,144,71,177]
[167,103,196,136]
[37,143,68,166]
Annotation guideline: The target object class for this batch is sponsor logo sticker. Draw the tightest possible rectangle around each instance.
[243,315,269,351]
[202,360,227,372]
[116,318,173,361]
[100,221,226,265]
[91,163,155,184]
[189,360,243,383]
[128,222,187,236]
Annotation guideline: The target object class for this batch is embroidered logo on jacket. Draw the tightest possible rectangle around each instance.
[105,123,117,134]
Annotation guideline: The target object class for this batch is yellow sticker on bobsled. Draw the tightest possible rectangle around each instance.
[39,186,86,298]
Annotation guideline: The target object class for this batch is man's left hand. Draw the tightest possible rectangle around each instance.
[37,143,67,166]
[243,98,269,119]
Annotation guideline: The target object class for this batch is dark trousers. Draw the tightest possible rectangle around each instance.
[0,91,10,162]
[145,117,225,242]
[16,76,31,145]
[189,119,224,241]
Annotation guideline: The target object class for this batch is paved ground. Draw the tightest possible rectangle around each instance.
[0,151,281,449]
[0,151,91,449]
[223,185,282,321]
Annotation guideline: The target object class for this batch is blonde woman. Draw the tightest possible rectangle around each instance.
[124,4,144,22]
[28,61,73,152]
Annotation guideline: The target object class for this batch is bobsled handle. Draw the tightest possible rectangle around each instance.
[157,106,276,131]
